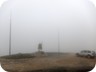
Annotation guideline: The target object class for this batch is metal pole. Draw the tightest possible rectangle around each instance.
[58,31,60,56]
[9,12,12,55]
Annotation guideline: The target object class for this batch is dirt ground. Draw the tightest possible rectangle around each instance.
[0,53,96,72]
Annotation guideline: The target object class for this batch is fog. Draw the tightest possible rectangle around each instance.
[0,0,96,56]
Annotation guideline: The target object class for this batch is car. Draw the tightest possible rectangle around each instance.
[76,50,96,59]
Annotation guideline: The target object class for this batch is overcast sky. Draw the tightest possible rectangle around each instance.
[0,0,96,56]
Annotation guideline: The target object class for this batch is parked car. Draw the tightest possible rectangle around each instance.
[76,50,96,59]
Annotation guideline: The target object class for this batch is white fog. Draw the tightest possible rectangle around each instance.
[0,0,96,56]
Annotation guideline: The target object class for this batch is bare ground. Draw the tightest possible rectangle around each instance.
[0,53,96,72]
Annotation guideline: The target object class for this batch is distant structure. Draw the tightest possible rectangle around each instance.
[35,43,46,57]
[38,43,42,52]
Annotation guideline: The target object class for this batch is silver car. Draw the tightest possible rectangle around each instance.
[76,50,96,58]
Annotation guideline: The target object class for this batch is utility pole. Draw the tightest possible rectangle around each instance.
[9,12,12,55]
[58,31,60,56]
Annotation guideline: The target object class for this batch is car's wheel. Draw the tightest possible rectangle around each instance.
[87,55,91,58]
[90,56,95,59]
